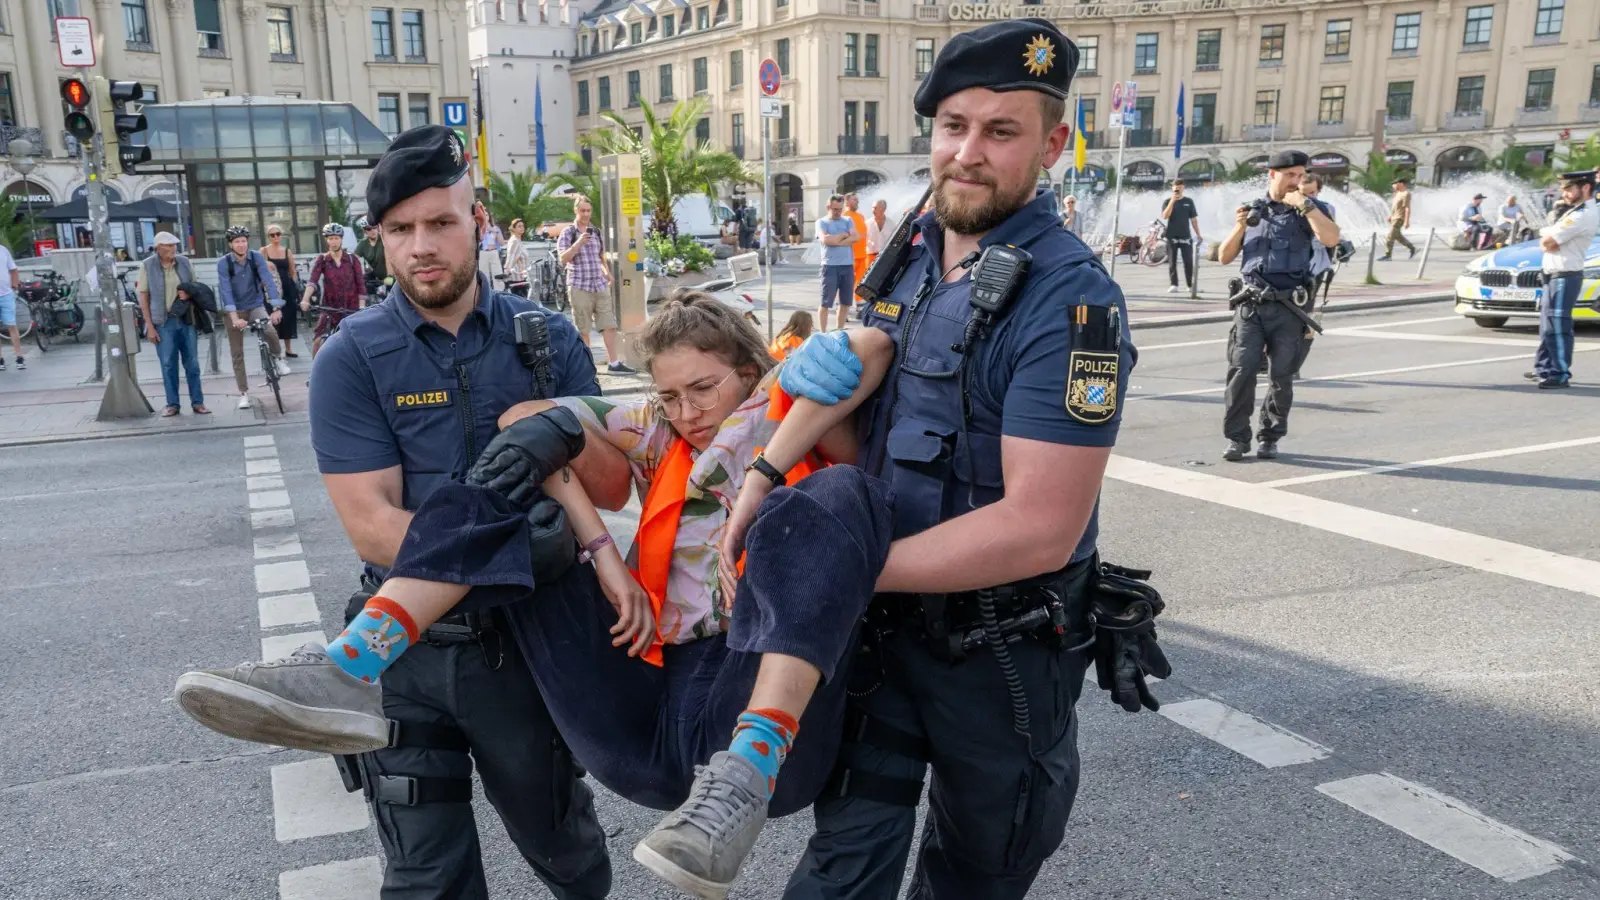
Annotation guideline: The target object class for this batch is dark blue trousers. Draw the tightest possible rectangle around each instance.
[389,466,896,818]
[1535,273,1579,385]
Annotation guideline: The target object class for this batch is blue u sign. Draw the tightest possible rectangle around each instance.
[442,100,469,128]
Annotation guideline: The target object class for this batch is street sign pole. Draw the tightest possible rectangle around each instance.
[1109,123,1125,278]
[89,130,151,419]
[758,58,782,343]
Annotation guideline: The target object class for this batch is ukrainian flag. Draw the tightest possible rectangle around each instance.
[1073,95,1087,172]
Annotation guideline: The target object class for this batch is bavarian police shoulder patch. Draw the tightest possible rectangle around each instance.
[1066,349,1118,424]
[394,389,453,411]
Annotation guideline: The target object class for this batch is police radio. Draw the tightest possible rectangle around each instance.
[513,310,555,392]
[953,244,1032,353]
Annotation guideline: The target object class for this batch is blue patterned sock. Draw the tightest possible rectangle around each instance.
[323,596,418,684]
[727,709,799,800]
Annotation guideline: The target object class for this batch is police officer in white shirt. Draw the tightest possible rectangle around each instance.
[1527,170,1599,389]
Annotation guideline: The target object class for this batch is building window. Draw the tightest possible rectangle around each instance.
[48,0,81,20]
[267,6,295,59]
[865,34,878,77]
[401,10,425,60]
[1455,75,1484,113]
[598,76,611,110]
[843,101,858,137]
[1133,33,1157,73]
[194,0,223,52]
[1534,0,1562,37]
[1393,13,1420,52]
[1463,6,1492,45]
[1078,35,1098,73]
[627,70,641,106]
[1254,89,1279,125]
[663,14,674,37]
[408,93,430,126]
[1317,86,1345,123]
[693,57,707,94]
[577,81,589,115]
[844,33,859,76]
[1324,19,1351,57]
[1524,68,1555,109]
[778,105,791,141]
[377,93,401,135]
[646,15,658,38]
[1259,24,1284,62]
[1592,64,1600,105]
[0,73,16,125]
[629,22,641,44]
[731,112,744,150]
[776,38,789,75]
[1133,95,1153,132]
[1081,97,1096,133]
[122,0,151,47]
[729,50,742,88]
[696,6,708,29]
[1192,92,1216,129]
[1194,29,1220,68]
[660,64,674,100]
[141,85,159,103]
[581,147,593,166]
[371,9,395,60]
[714,0,727,24]
[915,38,934,76]
[1386,81,1414,118]
[695,117,709,144]
[914,114,931,137]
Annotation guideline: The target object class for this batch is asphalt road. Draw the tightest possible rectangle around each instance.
[2,301,1597,899]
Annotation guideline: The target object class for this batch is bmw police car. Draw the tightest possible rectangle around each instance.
[1455,235,1600,328]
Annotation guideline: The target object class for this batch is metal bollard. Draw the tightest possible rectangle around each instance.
[1190,240,1200,299]
[1364,231,1380,285]
[207,312,220,374]
[1414,228,1435,280]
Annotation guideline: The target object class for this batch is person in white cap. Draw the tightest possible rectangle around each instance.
[138,232,209,416]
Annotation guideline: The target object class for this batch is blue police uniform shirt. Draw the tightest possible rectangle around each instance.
[858,190,1135,563]
[1240,197,1334,292]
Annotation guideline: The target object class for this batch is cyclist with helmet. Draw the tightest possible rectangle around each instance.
[302,222,366,357]
[354,215,388,300]
[217,224,287,410]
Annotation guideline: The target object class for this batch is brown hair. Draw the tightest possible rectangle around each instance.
[638,290,774,383]
[1040,94,1066,128]
[774,310,814,345]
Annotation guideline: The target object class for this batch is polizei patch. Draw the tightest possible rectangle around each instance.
[394,390,453,410]
[1065,350,1118,424]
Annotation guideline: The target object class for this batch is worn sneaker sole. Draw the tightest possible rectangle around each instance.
[632,841,732,900]
[173,671,388,755]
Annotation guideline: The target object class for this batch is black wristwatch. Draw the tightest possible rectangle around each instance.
[746,454,786,488]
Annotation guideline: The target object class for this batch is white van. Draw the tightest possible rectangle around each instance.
[645,196,735,246]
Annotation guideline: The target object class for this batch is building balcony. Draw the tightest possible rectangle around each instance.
[838,134,889,155]
[915,4,940,20]
[0,125,45,154]
[1127,127,1162,148]
[1443,109,1487,131]
[1384,115,1417,135]
[1241,123,1283,141]
[1185,124,1220,145]
[909,135,931,154]
[1311,121,1351,139]
[1514,106,1558,127]
[774,5,790,19]
[774,138,797,158]
[1581,102,1600,124]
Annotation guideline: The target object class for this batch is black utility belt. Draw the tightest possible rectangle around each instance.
[876,555,1096,661]
[1545,271,1581,280]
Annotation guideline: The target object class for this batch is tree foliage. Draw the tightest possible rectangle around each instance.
[485,168,575,230]
[326,193,351,228]
[1351,152,1414,194]
[0,194,39,258]
[1557,133,1600,173]
[1491,146,1554,187]
[540,153,605,230]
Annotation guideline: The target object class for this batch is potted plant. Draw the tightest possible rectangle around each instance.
[644,231,715,301]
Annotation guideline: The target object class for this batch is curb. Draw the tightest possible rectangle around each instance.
[0,413,307,449]
[1130,290,1454,330]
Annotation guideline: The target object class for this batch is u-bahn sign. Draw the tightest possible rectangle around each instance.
[946,0,1296,20]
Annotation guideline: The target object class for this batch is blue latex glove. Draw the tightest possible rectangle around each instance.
[778,331,862,405]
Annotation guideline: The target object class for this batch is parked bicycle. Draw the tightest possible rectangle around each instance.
[17,271,86,352]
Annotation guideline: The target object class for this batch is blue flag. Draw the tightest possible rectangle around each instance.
[534,75,548,174]
[1174,83,1186,160]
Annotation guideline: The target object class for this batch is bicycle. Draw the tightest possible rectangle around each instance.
[19,271,86,352]
[248,318,285,413]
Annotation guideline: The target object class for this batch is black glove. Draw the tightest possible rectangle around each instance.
[467,407,586,509]
[1090,563,1172,713]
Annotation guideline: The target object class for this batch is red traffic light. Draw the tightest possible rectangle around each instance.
[61,78,90,109]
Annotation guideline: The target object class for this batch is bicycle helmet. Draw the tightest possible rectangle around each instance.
[224,225,250,241]
[321,222,343,237]
[356,216,370,230]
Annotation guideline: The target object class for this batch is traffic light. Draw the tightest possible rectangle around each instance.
[93,77,149,177]
[60,78,95,143]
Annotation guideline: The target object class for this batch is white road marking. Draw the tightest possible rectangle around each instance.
[245,446,280,460]
[258,592,321,629]
[279,857,384,900]
[1260,435,1600,487]
[1106,456,1600,600]
[256,560,311,594]
[1316,773,1578,882]
[244,435,276,447]
[247,458,283,476]
[248,475,287,492]
[252,508,297,530]
[254,533,305,560]
[261,629,328,660]
[1136,317,1480,351]
[249,490,292,510]
[271,758,372,842]
[1321,329,1542,348]
[1138,336,1230,351]
[1158,698,1331,768]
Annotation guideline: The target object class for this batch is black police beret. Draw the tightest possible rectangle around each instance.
[913,19,1077,119]
[1267,150,1309,170]
[366,125,471,226]
[1558,169,1597,187]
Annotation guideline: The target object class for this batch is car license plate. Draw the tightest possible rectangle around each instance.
[1490,288,1539,302]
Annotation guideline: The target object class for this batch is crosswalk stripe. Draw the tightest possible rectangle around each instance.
[259,592,321,629]
[246,446,280,460]
[248,475,287,492]
[244,435,277,447]
[270,759,372,842]
[247,458,283,476]
[256,559,311,594]
[1158,698,1331,768]
[261,629,328,660]
[252,508,297,530]
[254,533,304,560]
[1317,773,1578,882]
[249,490,293,510]
[279,856,383,900]
[1259,435,1600,488]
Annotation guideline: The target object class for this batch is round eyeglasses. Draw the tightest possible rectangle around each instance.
[647,369,738,420]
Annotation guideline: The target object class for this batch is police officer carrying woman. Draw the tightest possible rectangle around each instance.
[771,19,1168,899]
[1217,150,1340,461]
[176,126,616,899]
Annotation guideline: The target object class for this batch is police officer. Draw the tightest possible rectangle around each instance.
[773,20,1166,899]
[1525,169,1598,389]
[175,126,618,898]
[1217,150,1340,461]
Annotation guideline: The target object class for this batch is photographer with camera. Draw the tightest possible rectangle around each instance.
[1217,150,1340,461]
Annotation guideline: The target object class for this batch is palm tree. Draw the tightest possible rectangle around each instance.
[1351,152,1413,195]
[578,97,755,235]
[1491,146,1554,186]
[1222,160,1264,183]
[486,168,575,231]
[1556,133,1600,173]
[0,194,38,258]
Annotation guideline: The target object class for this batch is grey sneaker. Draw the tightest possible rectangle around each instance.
[1256,441,1279,460]
[1223,440,1250,462]
[173,643,388,754]
[633,751,769,900]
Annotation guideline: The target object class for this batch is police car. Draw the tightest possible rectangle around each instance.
[1455,235,1600,328]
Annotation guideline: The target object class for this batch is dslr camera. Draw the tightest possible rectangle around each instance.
[1239,198,1272,227]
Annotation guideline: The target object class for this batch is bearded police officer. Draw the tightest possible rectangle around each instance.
[174,126,619,899]
[1217,150,1340,461]
[1526,169,1598,389]
[775,20,1168,899]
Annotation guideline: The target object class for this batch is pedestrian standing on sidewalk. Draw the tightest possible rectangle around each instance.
[1526,169,1599,390]
[558,194,635,374]
[864,198,889,273]
[787,211,802,246]
[0,240,22,372]
[262,225,301,358]
[137,232,208,416]
[1062,194,1080,234]
[844,192,870,290]
[217,225,288,410]
[1381,178,1416,260]
[1161,179,1201,293]
[815,193,857,333]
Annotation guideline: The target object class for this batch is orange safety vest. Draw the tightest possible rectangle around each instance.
[769,334,804,361]
[631,383,824,666]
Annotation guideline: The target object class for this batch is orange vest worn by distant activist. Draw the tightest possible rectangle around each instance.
[631,383,825,666]
[769,334,804,361]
